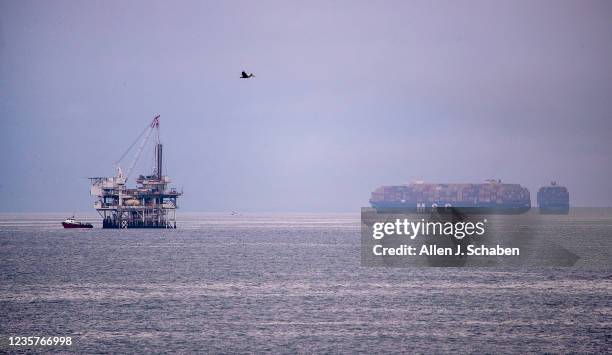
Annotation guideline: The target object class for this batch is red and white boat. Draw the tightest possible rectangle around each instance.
[62,216,93,229]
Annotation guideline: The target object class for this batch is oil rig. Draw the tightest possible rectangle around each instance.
[89,115,182,228]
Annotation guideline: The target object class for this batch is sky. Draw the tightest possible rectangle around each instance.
[1,0,611,212]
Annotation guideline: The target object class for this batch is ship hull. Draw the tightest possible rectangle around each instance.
[370,201,531,214]
[62,222,93,229]
[538,206,569,215]
[101,225,176,229]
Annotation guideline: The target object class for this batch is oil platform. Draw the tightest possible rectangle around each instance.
[89,115,182,228]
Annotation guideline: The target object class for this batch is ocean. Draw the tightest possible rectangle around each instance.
[0,212,610,353]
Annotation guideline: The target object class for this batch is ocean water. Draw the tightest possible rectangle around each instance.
[0,213,610,353]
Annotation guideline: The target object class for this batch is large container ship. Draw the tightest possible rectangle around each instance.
[537,181,569,214]
[370,180,531,214]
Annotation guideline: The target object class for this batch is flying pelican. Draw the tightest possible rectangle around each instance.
[240,71,255,79]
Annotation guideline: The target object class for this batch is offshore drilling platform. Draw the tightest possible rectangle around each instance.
[89,115,182,228]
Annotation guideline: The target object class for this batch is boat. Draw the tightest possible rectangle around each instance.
[370,180,531,214]
[62,216,93,229]
[537,181,569,214]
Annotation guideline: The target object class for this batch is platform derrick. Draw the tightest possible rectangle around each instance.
[89,115,182,228]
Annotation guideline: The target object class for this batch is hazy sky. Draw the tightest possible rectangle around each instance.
[1,0,611,212]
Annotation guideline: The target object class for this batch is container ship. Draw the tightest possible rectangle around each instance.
[537,181,569,214]
[89,115,182,228]
[370,180,531,214]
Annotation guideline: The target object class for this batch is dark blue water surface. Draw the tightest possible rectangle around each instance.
[1,213,610,353]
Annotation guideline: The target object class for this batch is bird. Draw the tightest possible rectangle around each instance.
[240,71,255,79]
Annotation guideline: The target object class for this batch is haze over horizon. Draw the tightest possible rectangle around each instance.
[1,0,612,212]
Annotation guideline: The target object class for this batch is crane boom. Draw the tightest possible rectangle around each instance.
[116,115,161,182]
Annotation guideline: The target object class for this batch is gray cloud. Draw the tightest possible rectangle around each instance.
[1,0,611,211]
